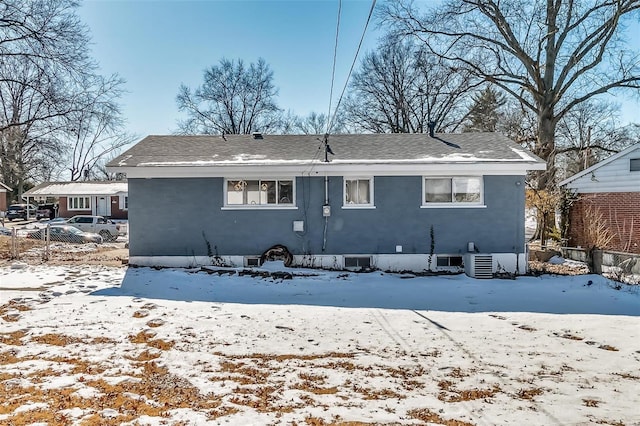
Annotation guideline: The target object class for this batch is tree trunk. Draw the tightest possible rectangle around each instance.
[532,109,558,246]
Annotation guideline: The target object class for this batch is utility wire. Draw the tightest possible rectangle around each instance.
[326,0,342,135]
[327,0,377,133]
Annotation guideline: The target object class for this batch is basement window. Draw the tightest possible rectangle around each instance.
[244,257,261,267]
[344,256,371,269]
[436,255,463,268]
[631,158,640,172]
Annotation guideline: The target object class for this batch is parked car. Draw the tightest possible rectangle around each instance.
[27,224,103,244]
[6,204,37,221]
[0,226,12,236]
[66,215,123,242]
[36,203,56,220]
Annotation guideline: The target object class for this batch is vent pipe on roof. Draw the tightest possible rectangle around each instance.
[427,121,436,138]
[252,132,263,140]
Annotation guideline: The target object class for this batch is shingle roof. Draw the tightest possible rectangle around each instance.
[107,133,544,168]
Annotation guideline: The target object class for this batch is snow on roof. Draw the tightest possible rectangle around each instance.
[24,181,128,197]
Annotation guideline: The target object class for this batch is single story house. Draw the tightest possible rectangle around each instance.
[0,182,10,212]
[23,181,129,220]
[559,143,640,254]
[107,133,545,276]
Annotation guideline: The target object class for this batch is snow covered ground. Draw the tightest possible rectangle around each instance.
[1,263,639,425]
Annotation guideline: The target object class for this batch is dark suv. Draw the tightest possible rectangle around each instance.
[6,204,37,221]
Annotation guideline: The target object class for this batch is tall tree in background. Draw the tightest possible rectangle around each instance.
[176,58,281,135]
[462,86,506,132]
[342,36,479,133]
[385,0,640,189]
[63,74,135,181]
[0,0,128,198]
[555,100,639,177]
[0,0,91,133]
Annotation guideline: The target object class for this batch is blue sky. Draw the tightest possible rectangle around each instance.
[79,0,639,138]
[79,0,382,137]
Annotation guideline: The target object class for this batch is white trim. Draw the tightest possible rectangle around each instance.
[111,161,540,179]
[67,196,91,211]
[422,176,484,206]
[559,143,640,186]
[129,252,527,275]
[221,206,298,211]
[341,206,377,210]
[119,195,129,210]
[420,204,487,209]
[343,177,375,208]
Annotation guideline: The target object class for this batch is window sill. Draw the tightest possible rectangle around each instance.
[342,205,376,209]
[421,204,486,209]
[222,206,298,211]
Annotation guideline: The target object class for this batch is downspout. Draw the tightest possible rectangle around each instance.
[322,175,329,252]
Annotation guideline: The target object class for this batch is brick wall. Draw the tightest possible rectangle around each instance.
[0,191,7,212]
[110,195,128,219]
[58,197,91,218]
[567,192,640,254]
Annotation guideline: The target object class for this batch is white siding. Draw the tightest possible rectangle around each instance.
[564,146,640,193]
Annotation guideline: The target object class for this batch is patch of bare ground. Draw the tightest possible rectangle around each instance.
[583,398,600,407]
[304,416,376,426]
[528,260,589,275]
[598,344,619,351]
[516,388,544,400]
[0,235,129,267]
[437,380,501,403]
[128,330,174,350]
[407,408,475,426]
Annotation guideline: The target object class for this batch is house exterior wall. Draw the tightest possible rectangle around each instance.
[567,192,640,254]
[58,197,91,218]
[109,195,128,219]
[0,189,7,212]
[57,195,128,219]
[128,175,526,261]
[562,146,640,193]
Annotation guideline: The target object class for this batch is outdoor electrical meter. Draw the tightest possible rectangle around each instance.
[322,204,331,217]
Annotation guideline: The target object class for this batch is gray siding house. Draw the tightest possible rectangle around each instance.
[107,133,545,276]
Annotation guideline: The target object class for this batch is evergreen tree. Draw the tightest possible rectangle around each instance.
[463,87,505,132]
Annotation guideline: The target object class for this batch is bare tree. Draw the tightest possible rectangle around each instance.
[0,0,117,198]
[384,0,640,188]
[176,58,281,135]
[343,35,480,133]
[62,74,134,181]
[555,100,638,177]
[0,56,68,198]
[0,0,92,133]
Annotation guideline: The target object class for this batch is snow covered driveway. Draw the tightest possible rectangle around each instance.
[0,264,639,425]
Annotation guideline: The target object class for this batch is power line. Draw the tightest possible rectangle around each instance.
[325,0,342,133]
[327,0,377,133]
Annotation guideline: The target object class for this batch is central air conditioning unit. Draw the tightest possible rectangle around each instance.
[464,254,494,279]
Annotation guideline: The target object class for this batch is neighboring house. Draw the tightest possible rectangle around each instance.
[0,182,10,212]
[107,133,545,276]
[23,181,129,220]
[559,143,640,254]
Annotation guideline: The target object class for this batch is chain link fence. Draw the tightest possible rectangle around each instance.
[1,220,128,263]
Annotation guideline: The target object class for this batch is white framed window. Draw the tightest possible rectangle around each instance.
[343,177,374,208]
[423,176,483,207]
[225,179,295,207]
[68,196,91,210]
